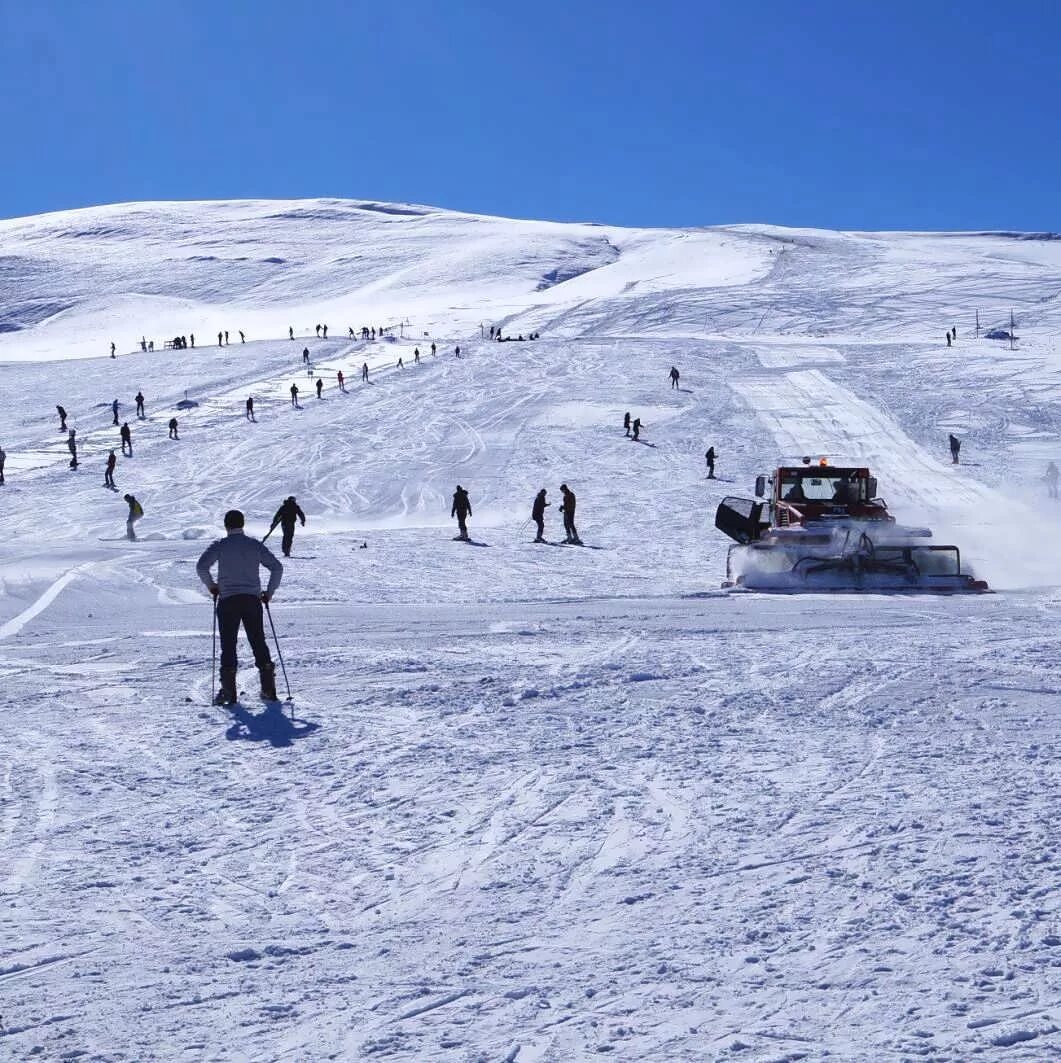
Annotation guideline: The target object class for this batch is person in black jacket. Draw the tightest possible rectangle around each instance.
[135,391,145,419]
[57,405,68,431]
[120,421,132,456]
[270,496,306,557]
[705,446,716,478]
[623,411,631,437]
[531,488,549,542]
[559,483,581,544]
[949,434,961,464]
[451,485,472,540]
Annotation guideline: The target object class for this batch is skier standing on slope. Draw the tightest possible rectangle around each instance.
[316,324,321,337]
[197,509,283,705]
[246,396,255,421]
[949,433,961,464]
[430,343,436,356]
[218,331,223,347]
[0,443,6,485]
[337,370,345,392]
[168,417,179,440]
[362,362,369,382]
[323,324,328,339]
[110,341,116,358]
[124,494,143,540]
[559,483,581,544]
[706,446,716,478]
[303,347,310,366]
[239,330,245,343]
[290,383,299,408]
[624,411,631,437]
[532,488,549,543]
[1046,461,1059,499]
[57,405,68,431]
[135,391,145,419]
[414,347,420,363]
[270,496,306,558]
[289,326,294,340]
[451,485,472,541]
[67,428,78,468]
[315,378,323,399]
[112,399,120,426]
[632,417,642,441]
[669,366,680,389]
[104,450,117,488]
[120,422,133,456]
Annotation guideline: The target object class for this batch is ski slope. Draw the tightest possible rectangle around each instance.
[1,200,1060,1060]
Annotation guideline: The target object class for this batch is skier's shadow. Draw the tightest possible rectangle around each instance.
[632,439,657,447]
[226,703,320,748]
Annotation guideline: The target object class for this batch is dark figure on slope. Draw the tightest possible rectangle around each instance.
[337,370,345,392]
[559,483,581,544]
[632,417,642,441]
[112,399,120,426]
[110,341,116,358]
[67,428,78,468]
[946,332,952,347]
[197,509,283,705]
[290,383,299,408]
[315,378,323,399]
[246,396,255,421]
[124,494,143,540]
[135,391,145,419]
[669,366,680,389]
[0,444,5,485]
[706,446,716,478]
[624,411,631,437]
[270,496,306,558]
[121,422,133,456]
[362,362,369,382]
[57,405,68,431]
[322,324,328,339]
[239,330,245,343]
[532,488,550,543]
[303,347,310,366]
[451,485,472,540]
[949,433,961,464]
[218,332,223,347]
[168,417,179,440]
[104,450,117,488]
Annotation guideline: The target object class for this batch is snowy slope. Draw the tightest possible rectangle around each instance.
[1,200,1060,1060]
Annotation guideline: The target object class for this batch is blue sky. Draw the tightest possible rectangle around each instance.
[1,0,1058,229]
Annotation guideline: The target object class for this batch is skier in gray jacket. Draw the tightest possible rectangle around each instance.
[196,509,284,705]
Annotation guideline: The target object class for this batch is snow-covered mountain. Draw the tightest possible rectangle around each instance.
[1,199,1059,1059]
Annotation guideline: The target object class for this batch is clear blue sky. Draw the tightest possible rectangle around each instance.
[1,0,1058,230]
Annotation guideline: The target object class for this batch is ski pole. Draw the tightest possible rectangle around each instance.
[210,597,217,706]
[264,601,292,704]
[263,523,277,543]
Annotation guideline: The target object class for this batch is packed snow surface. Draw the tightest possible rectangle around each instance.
[1,199,1060,1060]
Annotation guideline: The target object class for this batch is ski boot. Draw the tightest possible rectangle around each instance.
[259,663,278,702]
[214,667,237,706]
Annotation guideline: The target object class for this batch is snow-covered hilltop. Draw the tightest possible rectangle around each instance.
[1,200,1059,1059]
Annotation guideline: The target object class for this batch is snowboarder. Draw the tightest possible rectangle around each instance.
[669,366,680,389]
[532,488,549,542]
[120,422,132,456]
[632,417,642,441]
[67,428,78,468]
[135,391,145,419]
[269,496,306,558]
[110,341,116,358]
[196,509,283,705]
[124,494,143,540]
[949,433,961,464]
[302,347,310,366]
[0,443,5,485]
[559,484,581,544]
[337,370,345,392]
[315,378,323,399]
[112,399,120,426]
[246,396,255,421]
[290,383,299,408]
[104,450,117,488]
[57,405,67,431]
[706,446,716,478]
[362,362,369,382]
[168,417,179,440]
[239,330,245,343]
[623,411,631,437]
[1046,461,1059,499]
[451,485,472,540]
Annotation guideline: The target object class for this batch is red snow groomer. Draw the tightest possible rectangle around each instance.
[715,461,989,592]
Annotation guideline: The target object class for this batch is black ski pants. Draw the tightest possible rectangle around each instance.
[455,513,468,538]
[217,594,273,671]
[534,516,544,541]
[280,522,295,556]
[563,513,578,541]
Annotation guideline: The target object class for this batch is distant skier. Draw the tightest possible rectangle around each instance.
[451,485,472,540]
[322,324,328,339]
[0,443,5,485]
[57,405,67,431]
[67,428,78,468]
[246,396,255,421]
[104,450,117,488]
[1046,461,1059,499]
[669,366,680,389]
[135,391,145,419]
[946,332,952,347]
[120,422,132,456]
[316,324,321,337]
[289,326,294,340]
[124,494,143,540]
[632,417,642,441]
[168,417,179,440]
[337,370,345,392]
[218,331,223,347]
[190,333,195,348]
[239,330,245,343]
[397,356,404,368]
[952,326,957,340]
[290,383,300,408]
[949,433,961,464]
[559,483,581,544]
[706,446,716,478]
[269,496,306,558]
[623,411,631,437]
[455,345,462,358]
[315,378,323,399]
[532,488,549,542]
[362,362,369,382]
[110,341,116,358]
[430,343,436,356]
[112,399,120,426]
[224,330,229,345]
[302,347,310,366]
[196,508,283,705]
[414,347,420,363]
[140,336,147,352]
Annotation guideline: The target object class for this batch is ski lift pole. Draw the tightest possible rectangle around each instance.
[264,601,293,707]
